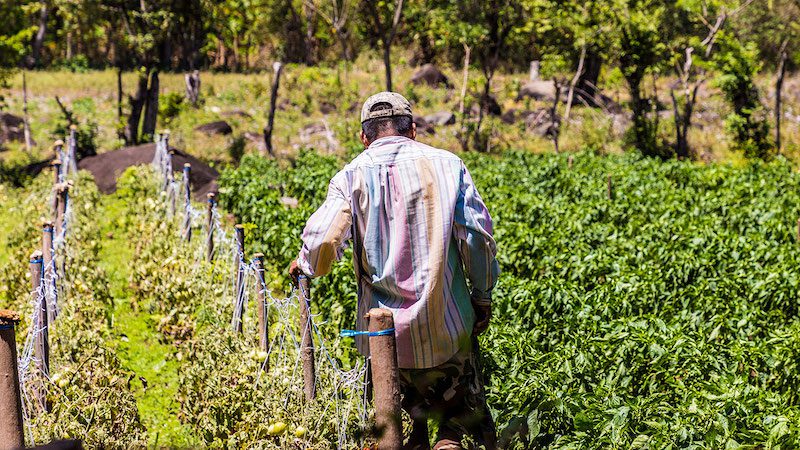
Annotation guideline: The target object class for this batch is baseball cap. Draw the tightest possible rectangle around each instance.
[360,92,413,123]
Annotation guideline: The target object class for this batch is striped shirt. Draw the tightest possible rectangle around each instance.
[297,135,499,369]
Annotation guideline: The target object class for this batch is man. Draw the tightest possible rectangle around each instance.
[289,92,500,450]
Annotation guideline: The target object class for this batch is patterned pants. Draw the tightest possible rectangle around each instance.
[398,338,497,449]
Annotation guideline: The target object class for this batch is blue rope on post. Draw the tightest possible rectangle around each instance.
[340,328,395,338]
[0,324,14,330]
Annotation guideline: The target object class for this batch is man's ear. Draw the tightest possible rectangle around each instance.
[410,122,417,140]
[359,130,370,148]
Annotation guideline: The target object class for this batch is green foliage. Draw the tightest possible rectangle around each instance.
[159,91,186,124]
[714,35,773,159]
[220,149,800,448]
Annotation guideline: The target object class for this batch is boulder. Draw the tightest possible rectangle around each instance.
[299,122,339,153]
[413,115,436,135]
[424,111,456,126]
[195,120,232,135]
[523,109,556,137]
[0,112,27,146]
[411,64,450,88]
[516,80,557,102]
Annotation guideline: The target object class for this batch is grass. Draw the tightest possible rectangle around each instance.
[95,190,199,447]
[4,56,796,168]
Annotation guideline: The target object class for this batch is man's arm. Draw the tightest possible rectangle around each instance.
[294,178,352,278]
[453,163,500,333]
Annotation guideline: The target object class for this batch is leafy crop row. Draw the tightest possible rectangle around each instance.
[220,150,800,448]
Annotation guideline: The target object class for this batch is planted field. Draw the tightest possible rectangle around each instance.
[1,145,799,449]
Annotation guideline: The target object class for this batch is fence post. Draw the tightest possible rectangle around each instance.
[30,251,49,412]
[253,254,269,355]
[367,308,402,450]
[67,124,78,175]
[168,151,176,216]
[568,155,574,170]
[42,222,57,323]
[299,276,316,401]
[206,193,216,262]
[232,225,245,333]
[53,140,64,182]
[0,309,24,450]
[54,183,67,237]
[183,163,192,241]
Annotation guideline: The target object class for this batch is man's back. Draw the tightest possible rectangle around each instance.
[298,135,498,369]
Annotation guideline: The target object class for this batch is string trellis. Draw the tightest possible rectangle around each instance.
[152,134,371,448]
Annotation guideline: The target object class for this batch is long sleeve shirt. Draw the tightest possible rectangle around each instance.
[297,135,499,369]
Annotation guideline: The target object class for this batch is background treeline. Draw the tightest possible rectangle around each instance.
[0,0,799,159]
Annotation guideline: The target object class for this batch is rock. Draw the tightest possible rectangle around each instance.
[411,64,450,88]
[221,109,252,119]
[424,111,456,126]
[320,102,337,114]
[469,95,502,117]
[0,112,27,146]
[413,115,436,135]
[195,120,233,135]
[516,80,557,102]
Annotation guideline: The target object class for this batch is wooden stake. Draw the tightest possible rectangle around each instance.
[299,276,316,401]
[233,225,245,333]
[0,309,24,450]
[42,222,57,323]
[367,308,401,450]
[30,251,49,412]
[67,124,78,174]
[253,254,269,355]
[206,193,216,262]
[55,183,68,237]
[607,175,613,201]
[568,155,574,170]
[183,163,192,241]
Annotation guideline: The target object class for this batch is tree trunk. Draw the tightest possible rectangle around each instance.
[124,69,149,145]
[22,72,32,153]
[304,2,317,65]
[26,0,49,69]
[473,69,492,151]
[564,46,586,122]
[185,70,201,107]
[458,44,471,152]
[776,41,788,153]
[576,49,602,106]
[142,70,159,141]
[383,44,393,91]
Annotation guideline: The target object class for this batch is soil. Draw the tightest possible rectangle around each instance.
[77,143,219,200]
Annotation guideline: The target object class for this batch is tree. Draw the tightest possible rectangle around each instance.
[612,0,671,158]
[361,0,405,91]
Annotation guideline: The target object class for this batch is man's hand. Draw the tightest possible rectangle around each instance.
[472,296,492,335]
[288,259,303,286]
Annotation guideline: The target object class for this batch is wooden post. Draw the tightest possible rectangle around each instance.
[183,163,192,241]
[367,308,401,450]
[607,175,613,201]
[568,155,574,170]
[232,225,245,333]
[30,251,49,413]
[42,221,57,323]
[253,254,269,354]
[51,158,62,217]
[55,183,68,237]
[0,309,24,450]
[206,193,216,262]
[67,124,78,174]
[168,151,176,215]
[299,276,316,401]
